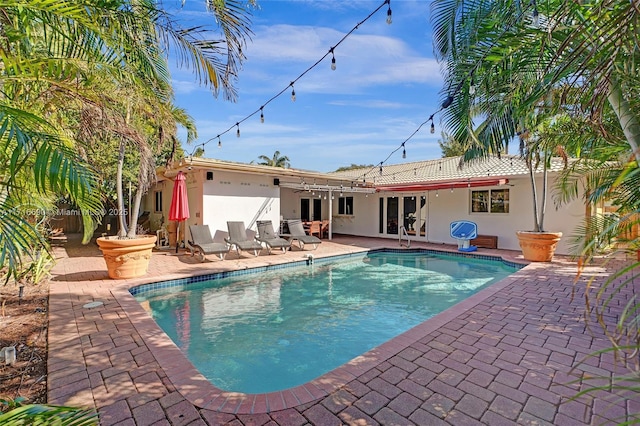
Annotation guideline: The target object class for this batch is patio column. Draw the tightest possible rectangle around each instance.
[328,189,333,240]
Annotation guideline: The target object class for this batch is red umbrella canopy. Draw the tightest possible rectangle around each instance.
[169,171,190,222]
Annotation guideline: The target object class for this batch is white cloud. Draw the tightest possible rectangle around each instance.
[242,24,441,94]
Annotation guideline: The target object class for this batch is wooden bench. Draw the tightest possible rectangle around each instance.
[471,235,498,249]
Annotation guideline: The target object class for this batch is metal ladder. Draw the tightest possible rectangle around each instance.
[399,226,411,248]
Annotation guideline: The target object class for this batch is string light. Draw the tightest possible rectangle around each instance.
[260,107,264,123]
[402,143,406,159]
[217,136,222,148]
[236,123,240,137]
[187,0,392,157]
[356,0,539,183]
[188,0,531,180]
[330,48,336,70]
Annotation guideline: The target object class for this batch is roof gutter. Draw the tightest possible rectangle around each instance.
[377,178,509,192]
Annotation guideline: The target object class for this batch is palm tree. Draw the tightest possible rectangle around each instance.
[257,151,291,168]
[431,0,640,406]
[0,0,254,280]
[431,0,640,232]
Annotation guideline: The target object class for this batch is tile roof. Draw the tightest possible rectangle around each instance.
[329,155,568,186]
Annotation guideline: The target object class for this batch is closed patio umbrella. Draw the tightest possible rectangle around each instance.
[169,171,190,253]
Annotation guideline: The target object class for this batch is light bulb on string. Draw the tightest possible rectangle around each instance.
[260,107,264,123]
[217,137,222,148]
[386,1,392,24]
[402,144,406,159]
[379,164,383,176]
[290,82,296,102]
[236,123,240,138]
[442,96,454,109]
[469,77,476,95]
[430,122,435,134]
[531,0,539,27]
[330,48,336,71]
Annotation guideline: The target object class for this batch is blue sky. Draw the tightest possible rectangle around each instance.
[170,0,444,172]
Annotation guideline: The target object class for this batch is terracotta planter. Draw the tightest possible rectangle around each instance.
[516,231,562,262]
[97,235,157,279]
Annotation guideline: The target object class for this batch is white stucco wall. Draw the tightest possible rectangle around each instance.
[330,175,585,255]
[146,167,586,255]
[198,170,281,238]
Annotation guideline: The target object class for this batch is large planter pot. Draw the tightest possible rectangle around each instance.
[516,231,563,262]
[97,235,157,279]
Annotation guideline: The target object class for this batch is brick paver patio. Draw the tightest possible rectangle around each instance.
[47,235,639,425]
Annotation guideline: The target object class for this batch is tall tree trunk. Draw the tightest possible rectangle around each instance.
[127,187,143,238]
[116,138,128,237]
[527,156,541,232]
[539,151,548,233]
[608,76,640,164]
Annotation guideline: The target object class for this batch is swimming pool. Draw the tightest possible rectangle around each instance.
[133,250,519,394]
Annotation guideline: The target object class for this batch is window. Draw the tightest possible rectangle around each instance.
[471,189,509,213]
[338,196,354,215]
[387,197,398,234]
[490,189,510,213]
[154,191,163,213]
[379,198,384,234]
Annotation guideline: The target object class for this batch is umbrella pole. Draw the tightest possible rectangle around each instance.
[176,223,179,253]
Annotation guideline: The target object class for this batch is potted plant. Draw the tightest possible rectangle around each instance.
[95,135,159,279]
[90,1,253,279]
[514,124,563,262]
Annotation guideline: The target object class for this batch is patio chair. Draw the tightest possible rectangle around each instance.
[188,225,230,262]
[282,219,322,250]
[308,220,322,238]
[225,221,263,257]
[256,220,291,254]
[320,220,329,238]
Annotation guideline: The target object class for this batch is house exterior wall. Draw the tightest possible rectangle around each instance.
[329,175,584,255]
[199,170,281,238]
[145,164,586,256]
[145,169,281,243]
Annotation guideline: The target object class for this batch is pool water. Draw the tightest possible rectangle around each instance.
[134,251,517,394]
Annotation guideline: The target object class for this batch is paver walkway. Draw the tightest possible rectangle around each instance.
[47,235,639,425]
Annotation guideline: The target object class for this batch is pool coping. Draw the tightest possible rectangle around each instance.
[120,247,530,414]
